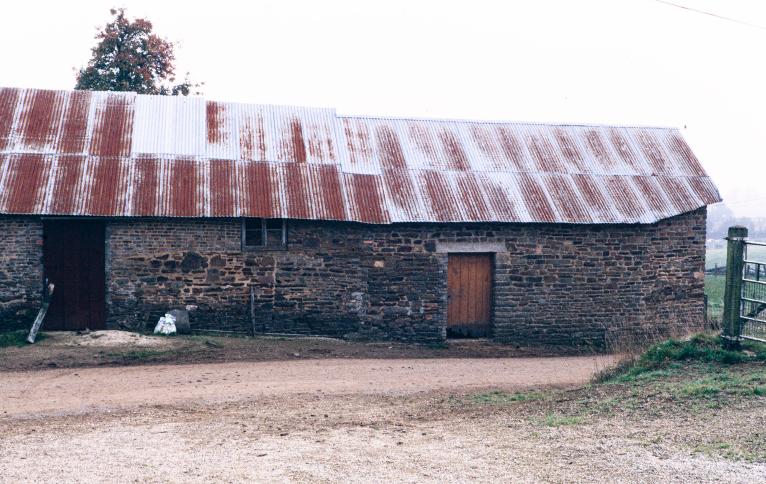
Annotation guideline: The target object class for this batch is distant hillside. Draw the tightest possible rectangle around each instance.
[707,203,766,242]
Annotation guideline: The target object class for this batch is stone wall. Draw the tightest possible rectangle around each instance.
[0,217,42,331]
[640,207,707,340]
[492,208,707,347]
[0,209,705,344]
[103,208,707,346]
[106,219,446,341]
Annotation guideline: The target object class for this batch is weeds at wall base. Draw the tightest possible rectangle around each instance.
[0,330,46,347]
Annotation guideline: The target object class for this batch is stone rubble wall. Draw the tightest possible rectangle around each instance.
[105,208,706,346]
[0,208,707,346]
[0,217,43,331]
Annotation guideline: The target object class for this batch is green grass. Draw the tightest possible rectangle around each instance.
[600,333,766,384]
[540,414,584,427]
[0,330,46,347]
[594,333,766,410]
[705,274,725,321]
[706,246,766,270]
[469,390,546,404]
[705,245,766,323]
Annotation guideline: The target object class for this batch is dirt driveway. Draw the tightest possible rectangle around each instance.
[1,356,610,417]
[2,355,764,482]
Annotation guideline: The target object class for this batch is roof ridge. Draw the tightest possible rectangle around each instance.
[336,113,679,130]
[0,86,677,130]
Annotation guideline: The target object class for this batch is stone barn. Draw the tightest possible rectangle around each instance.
[0,87,720,346]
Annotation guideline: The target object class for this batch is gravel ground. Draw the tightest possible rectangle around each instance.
[1,390,763,483]
[1,356,763,482]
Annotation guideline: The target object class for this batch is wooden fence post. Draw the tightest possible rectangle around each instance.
[722,225,748,349]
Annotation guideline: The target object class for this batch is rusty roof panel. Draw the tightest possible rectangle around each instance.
[570,174,618,224]
[58,90,92,154]
[88,92,135,157]
[0,89,20,151]
[633,128,672,174]
[541,174,593,224]
[308,164,346,221]
[0,87,720,223]
[603,176,650,222]
[654,175,702,215]
[17,90,66,151]
[239,161,276,218]
[131,156,161,216]
[515,172,557,223]
[686,176,721,208]
[342,173,389,224]
[209,158,237,217]
[660,130,707,177]
[382,167,428,222]
[165,157,202,217]
[420,170,462,222]
[477,172,521,222]
[630,176,674,219]
[282,163,311,219]
[340,118,381,175]
[607,127,642,173]
[49,155,86,214]
[84,157,130,216]
[453,172,491,222]
[0,154,50,213]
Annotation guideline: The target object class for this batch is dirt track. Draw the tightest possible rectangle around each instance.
[1,356,611,417]
[2,355,764,482]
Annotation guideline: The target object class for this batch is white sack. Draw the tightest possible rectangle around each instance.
[153,313,177,335]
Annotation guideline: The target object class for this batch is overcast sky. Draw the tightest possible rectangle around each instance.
[2,0,764,217]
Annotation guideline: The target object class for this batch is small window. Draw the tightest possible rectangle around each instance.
[243,218,286,249]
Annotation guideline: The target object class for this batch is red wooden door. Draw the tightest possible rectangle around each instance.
[43,220,106,330]
[447,253,493,337]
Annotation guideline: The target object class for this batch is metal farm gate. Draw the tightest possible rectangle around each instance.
[741,240,766,342]
[722,226,766,345]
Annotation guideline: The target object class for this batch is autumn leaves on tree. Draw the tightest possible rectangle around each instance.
[75,8,201,96]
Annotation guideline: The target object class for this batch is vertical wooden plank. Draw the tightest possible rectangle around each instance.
[483,255,492,322]
[475,255,483,324]
[468,255,477,324]
[459,255,464,323]
[447,254,456,326]
[447,253,493,336]
[455,255,463,324]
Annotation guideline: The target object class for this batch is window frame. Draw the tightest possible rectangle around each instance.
[241,218,287,250]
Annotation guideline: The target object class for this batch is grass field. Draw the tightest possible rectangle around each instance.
[706,246,766,270]
[705,274,725,323]
[705,246,766,323]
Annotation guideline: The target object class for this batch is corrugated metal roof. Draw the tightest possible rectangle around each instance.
[0,86,721,224]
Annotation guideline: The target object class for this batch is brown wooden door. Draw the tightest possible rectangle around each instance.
[447,253,493,337]
[43,220,106,330]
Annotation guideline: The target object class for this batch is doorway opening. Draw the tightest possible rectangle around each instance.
[447,253,493,338]
[42,219,106,330]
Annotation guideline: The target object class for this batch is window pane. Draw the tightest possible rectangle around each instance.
[266,229,283,247]
[265,219,283,230]
[243,218,285,248]
[245,228,263,247]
